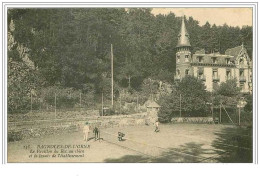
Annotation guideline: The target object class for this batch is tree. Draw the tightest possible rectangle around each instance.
[216,79,241,97]
[244,94,253,112]
[214,79,241,106]
[158,76,210,122]
[8,8,253,113]
[176,76,210,112]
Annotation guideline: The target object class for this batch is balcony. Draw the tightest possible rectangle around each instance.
[239,76,246,82]
[212,76,220,82]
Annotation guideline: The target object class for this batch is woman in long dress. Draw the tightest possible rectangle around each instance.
[83,122,90,142]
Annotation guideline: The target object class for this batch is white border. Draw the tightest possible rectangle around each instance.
[1,1,259,190]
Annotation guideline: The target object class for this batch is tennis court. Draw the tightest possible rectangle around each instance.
[7,123,252,163]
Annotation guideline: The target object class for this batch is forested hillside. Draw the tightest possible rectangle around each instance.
[7,8,252,112]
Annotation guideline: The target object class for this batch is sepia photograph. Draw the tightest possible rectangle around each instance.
[5,6,254,163]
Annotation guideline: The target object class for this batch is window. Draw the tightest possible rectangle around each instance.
[225,58,230,64]
[212,57,217,64]
[185,55,189,62]
[212,69,219,81]
[177,55,180,63]
[197,56,203,63]
[185,69,189,75]
[213,69,218,78]
[239,69,244,77]
[198,67,203,75]
[239,57,244,65]
[239,69,246,82]
[176,69,180,76]
[226,70,231,80]
[198,67,205,81]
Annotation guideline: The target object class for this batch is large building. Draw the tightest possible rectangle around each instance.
[175,17,253,94]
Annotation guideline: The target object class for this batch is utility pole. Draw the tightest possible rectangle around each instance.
[219,103,222,123]
[111,43,114,106]
[119,92,121,115]
[30,92,33,113]
[238,106,241,126]
[211,92,214,119]
[80,92,82,109]
[128,76,131,88]
[180,94,182,117]
[102,92,104,117]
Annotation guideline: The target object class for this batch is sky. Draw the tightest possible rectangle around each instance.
[151,8,252,28]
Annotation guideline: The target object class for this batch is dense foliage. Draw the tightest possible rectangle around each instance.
[7,8,253,112]
[158,76,210,122]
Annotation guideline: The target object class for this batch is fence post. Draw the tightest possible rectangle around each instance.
[219,104,222,123]
[179,94,182,117]
[102,92,104,117]
[30,92,33,113]
[55,93,57,119]
[80,92,82,109]
[211,94,214,119]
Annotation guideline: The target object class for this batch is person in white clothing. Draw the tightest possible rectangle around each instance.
[154,120,160,133]
[83,122,90,142]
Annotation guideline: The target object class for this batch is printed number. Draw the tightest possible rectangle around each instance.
[23,145,30,149]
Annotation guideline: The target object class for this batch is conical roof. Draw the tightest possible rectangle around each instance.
[176,17,191,48]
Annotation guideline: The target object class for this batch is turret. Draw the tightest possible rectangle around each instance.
[175,17,192,81]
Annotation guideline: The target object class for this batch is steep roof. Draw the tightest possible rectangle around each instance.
[225,45,243,60]
[176,17,191,48]
[192,52,235,65]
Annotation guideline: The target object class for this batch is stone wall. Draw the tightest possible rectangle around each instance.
[8,124,79,142]
[171,117,214,124]
[8,113,147,142]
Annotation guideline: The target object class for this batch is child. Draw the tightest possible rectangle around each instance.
[154,120,160,133]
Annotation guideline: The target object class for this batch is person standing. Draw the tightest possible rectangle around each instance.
[154,120,160,133]
[83,122,90,143]
[93,126,99,141]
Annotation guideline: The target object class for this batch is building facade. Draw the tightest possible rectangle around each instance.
[175,17,253,94]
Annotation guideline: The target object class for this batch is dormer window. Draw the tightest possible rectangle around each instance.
[185,55,189,62]
[197,56,203,63]
[212,57,217,64]
[226,58,230,64]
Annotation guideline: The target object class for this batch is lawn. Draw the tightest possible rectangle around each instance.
[7,123,252,163]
